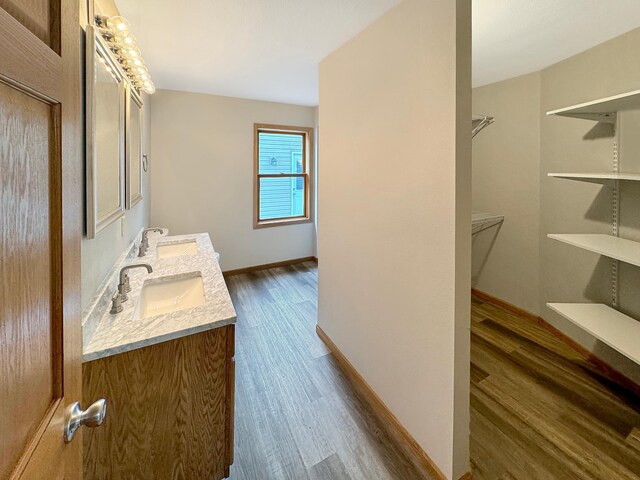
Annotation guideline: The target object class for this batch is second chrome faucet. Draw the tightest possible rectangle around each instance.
[138,227,165,257]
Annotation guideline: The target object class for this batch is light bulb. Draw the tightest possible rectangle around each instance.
[106,16,130,33]
[126,46,140,59]
[144,84,156,94]
[114,32,134,47]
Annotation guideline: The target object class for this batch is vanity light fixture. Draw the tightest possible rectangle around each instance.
[95,14,156,95]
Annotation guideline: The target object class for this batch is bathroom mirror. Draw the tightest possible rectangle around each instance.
[126,86,143,208]
[86,25,126,238]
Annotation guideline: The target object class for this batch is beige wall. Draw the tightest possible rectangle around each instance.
[472,72,541,314]
[93,0,118,17]
[81,94,151,311]
[148,90,316,271]
[318,0,471,478]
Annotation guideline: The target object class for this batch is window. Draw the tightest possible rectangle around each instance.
[254,124,313,228]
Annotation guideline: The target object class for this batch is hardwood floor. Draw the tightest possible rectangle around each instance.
[226,263,430,480]
[471,296,640,480]
[227,263,640,480]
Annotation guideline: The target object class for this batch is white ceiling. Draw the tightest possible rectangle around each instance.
[117,0,640,106]
[117,0,400,106]
[473,0,640,87]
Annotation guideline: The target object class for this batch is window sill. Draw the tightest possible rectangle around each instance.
[254,216,313,229]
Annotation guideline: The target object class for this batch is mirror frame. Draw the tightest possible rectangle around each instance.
[85,24,126,239]
[126,85,143,209]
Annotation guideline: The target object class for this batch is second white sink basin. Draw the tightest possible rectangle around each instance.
[156,240,198,259]
[133,272,205,320]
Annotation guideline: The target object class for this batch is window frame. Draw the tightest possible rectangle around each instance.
[254,123,314,229]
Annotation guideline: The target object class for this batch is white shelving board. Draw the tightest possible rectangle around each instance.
[548,172,640,182]
[546,89,640,123]
[472,212,504,235]
[548,234,640,267]
[547,303,640,365]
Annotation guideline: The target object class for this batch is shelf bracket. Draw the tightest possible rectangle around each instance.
[472,115,495,138]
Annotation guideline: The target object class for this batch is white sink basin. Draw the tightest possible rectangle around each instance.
[133,272,205,320]
[156,240,198,259]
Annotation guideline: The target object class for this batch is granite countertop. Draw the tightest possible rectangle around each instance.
[82,232,237,362]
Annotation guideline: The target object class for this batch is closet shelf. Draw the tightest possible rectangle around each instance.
[546,89,640,123]
[548,233,640,267]
[547,303,640,365]
[472,212,504,235]
[548,172,640,182]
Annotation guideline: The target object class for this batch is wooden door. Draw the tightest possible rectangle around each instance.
[0,1,82,479]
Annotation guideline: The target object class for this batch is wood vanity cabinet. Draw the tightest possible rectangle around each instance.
[82,324,235,480]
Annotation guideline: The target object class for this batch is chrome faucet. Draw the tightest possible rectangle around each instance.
[117,263,153,303]
[138,227,165,257]
[111,263,153,313]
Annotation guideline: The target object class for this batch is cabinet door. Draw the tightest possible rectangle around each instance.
[83,326,233,479]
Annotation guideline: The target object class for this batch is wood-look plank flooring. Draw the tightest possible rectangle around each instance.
[227,263,640,479]
[471,296,640,480]
[226,263,430,480]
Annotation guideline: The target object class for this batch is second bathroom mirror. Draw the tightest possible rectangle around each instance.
[126,86,143,208]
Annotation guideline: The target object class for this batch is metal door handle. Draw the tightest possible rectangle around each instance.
[64,399,107,443]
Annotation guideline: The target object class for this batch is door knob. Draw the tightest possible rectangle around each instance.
[64,399,107,443]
